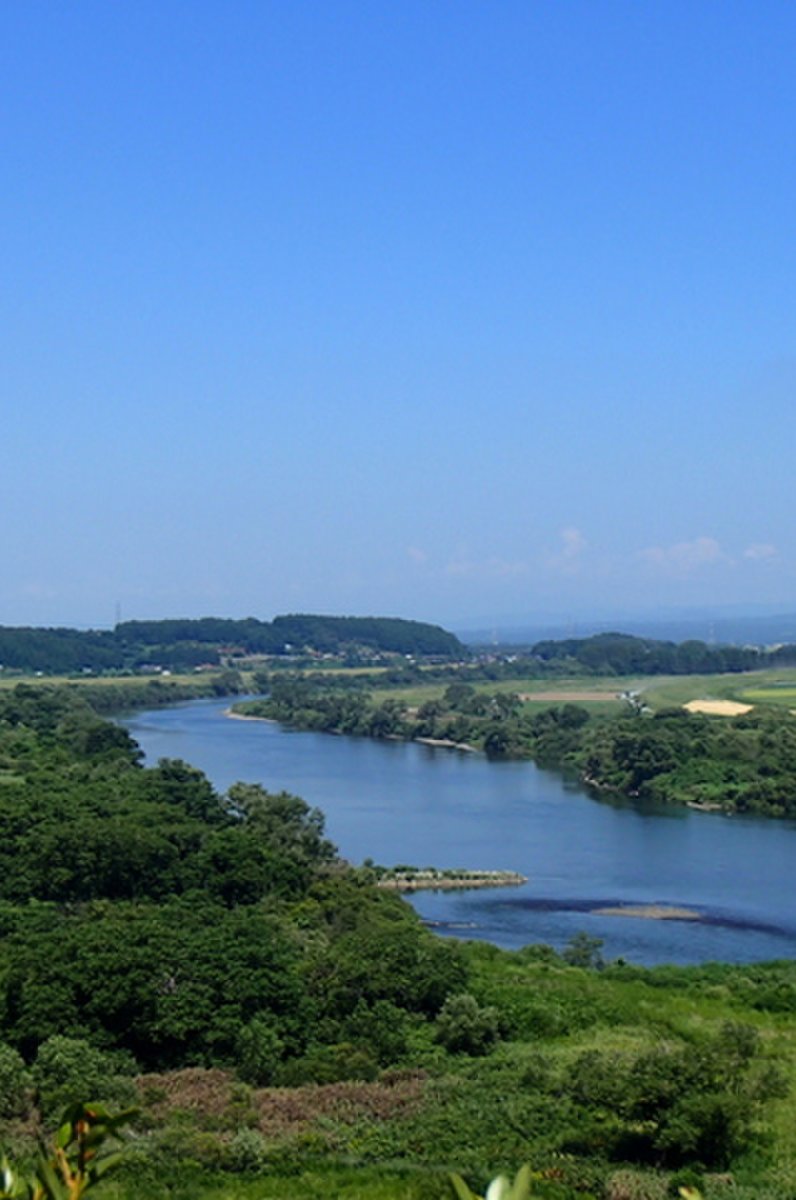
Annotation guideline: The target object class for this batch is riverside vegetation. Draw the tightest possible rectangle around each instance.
[2,685,796,1198]
[235,669,796,818]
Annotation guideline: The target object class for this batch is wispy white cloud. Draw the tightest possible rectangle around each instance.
[639,536,729,573]
[743,542,777,561]
[546,526,587,574]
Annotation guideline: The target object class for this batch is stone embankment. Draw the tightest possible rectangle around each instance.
[376,869,527,893]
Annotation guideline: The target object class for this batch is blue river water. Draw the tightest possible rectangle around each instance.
[122,698,796,967]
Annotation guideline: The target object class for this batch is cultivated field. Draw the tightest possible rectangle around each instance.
[369,676,637,713]
[368,667,796,717]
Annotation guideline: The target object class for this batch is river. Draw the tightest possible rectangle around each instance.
[122,698,796,967]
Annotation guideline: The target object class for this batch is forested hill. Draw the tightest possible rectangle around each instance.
[0,614,464,674]
[530,631,796,675]
[117,614,464,657]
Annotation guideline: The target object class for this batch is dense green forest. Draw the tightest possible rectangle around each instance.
[2,683,796,1198]
[118,614,465,658]
[0,615,464,674]
[239,676,796,818]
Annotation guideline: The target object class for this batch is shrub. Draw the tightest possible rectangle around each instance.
[434,994,501,1056]
[228,1127,271,1173]
[0,1041,31,1118]
[274,1042,379,1086]
[32,1035,137,1118]
[345,999,411,1065]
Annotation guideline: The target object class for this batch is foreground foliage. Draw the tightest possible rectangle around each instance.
[0,1103,134,1200]
[1,685,796,1199]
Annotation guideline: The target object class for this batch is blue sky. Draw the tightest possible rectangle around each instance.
[2,1,795,629]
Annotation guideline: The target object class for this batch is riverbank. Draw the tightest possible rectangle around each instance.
[225,707,277,722]
[228,703,480,750]
[414,735,478,752]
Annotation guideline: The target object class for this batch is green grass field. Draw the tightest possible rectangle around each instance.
[98,1164,450,1200]
[642,667,796,711]
[738,683,796,708]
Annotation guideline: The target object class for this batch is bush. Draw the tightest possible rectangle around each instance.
[345,999,411,1065]
[274,1042,379,1085]
[0,1041,32,1118]
[228,1127,271,1173]
[434,994,501,1056]
[667,1167,704,1197]
[32,1035,137,1118]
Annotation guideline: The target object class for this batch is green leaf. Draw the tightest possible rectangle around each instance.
[34,1159,65,1200]
[450,1173,481,1200]
[88,1152,125,1182]
[509,1165,534,1200]
[53,1125,71,1152]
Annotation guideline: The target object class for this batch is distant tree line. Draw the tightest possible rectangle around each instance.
[0,627,126,673]
[117,614,464,657]
[0,614,465,675]
[529,631,796,675]
[5,621,796,679]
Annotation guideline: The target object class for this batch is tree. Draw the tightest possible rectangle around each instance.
[235,1014,284,1084]
[225,783,335,867]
